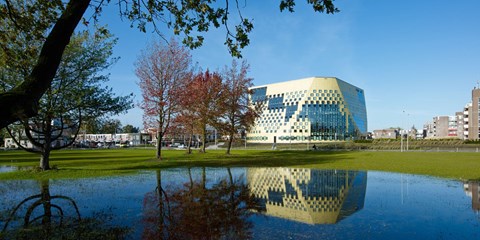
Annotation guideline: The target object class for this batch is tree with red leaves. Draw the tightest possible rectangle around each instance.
[135,39,192,160]
[218,60,261,154]
[183,70,224,153]
[174,110,197,154]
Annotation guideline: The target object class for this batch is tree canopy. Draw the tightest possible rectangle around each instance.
[4,29,133,170]
[136,39,193,159]
[0,0,339,130]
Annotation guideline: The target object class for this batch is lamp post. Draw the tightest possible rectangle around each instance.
[406,113,410,151]
[400,128,403,152]
[402,110,410,152]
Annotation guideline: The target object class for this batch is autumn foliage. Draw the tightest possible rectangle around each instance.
[136,39,192,159]
[218,60,260,154]
[179,70,224,153]
[137,40,260,158]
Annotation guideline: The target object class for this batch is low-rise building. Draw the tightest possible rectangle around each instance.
[75,132,145,146]
[372,129,398,139]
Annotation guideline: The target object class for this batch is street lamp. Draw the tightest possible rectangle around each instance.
[406,113,410,151]
[400,128,403,152]
[402,111,410,152]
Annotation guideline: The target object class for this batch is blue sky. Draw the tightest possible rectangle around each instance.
[95,0,480,131]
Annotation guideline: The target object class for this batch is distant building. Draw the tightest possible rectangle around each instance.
[4,138,34,149]
[424,122,435,139]
[456,111,465,140]
[433,116,450,138]
[416,128,426,139]
[469,88,480,140]
[426,116,459,139]
[408,125,419,139]
[463,103,472,139]
[423,86,480,140]
[247,77,367,143]
[76,133,145,146]
[372,129,398,139]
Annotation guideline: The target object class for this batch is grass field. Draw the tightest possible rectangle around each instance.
[1,148,480,180]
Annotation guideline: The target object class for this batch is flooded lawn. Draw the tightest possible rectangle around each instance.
[1,168,479,239]
[0,166,19,173]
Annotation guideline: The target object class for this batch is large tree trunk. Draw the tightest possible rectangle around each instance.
[39,148,51,171]
[0,0,91,129]
[226,133,234,155]
[186,132,193,154]
[226,118,235,154]
[156,129,162,160]
[201,126,207,153]
[39,120,53,170]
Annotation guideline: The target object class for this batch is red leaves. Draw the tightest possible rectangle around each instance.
[136,41,258,155]
[135,39,192,132]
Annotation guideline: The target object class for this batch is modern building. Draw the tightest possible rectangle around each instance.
[247,77,367,143]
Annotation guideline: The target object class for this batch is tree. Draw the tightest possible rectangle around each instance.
[122,124,139,133]
[81,117,105,134]
[219,60,260,154]
[101,119,123,135]
[184,70,224,153]
[174,109,198,154]
[142,168,261,239]
[0,128,7,147]
[136,39,193,160]
[0,0,339,130]
[4,30,133,170]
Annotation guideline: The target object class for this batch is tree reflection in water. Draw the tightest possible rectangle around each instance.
[142,168,262,239]
[1,180,129,240]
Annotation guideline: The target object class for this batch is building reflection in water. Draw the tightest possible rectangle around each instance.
[463,181,480,213]
[247,168,367,224]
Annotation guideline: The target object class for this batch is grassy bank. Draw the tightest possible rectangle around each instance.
[1,148,480,180]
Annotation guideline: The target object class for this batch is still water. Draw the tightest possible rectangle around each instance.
[1,168,479,239]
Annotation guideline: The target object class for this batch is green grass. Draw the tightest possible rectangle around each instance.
[1,148,480,180]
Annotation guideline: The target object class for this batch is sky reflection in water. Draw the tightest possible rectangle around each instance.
[1,168,479,239]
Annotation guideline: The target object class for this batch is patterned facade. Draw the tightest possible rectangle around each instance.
[247,77,367,143]
[247,168,367,224]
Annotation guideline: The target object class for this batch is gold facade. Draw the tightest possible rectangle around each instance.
[248,77,367,143]
[247,168,367,224]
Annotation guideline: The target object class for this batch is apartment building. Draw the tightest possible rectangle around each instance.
[423,87,480,140]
